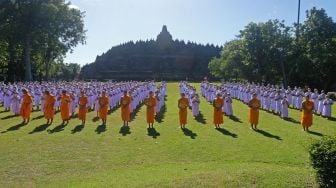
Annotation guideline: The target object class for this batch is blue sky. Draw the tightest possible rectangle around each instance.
[66,0,336,65]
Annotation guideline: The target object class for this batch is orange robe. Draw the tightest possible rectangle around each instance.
[99,96,109,120]
[178,97,189,124]
[44,95,56,119]
[20,94,32,119]
[78,96,88,120]
[60,94,72,121]
[301,100,314,127]
[121,95,131,122]
[213,97,224,124]
[248,98,261,124]
[146,96,157,123]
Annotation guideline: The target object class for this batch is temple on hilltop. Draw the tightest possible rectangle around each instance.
[80,26,221,81]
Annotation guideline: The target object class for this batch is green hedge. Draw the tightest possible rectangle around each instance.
[309,136,336,187]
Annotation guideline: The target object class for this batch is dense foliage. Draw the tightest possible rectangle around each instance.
[80,26,221,81]
[0,0,86,82]
[209,8,336,91]
[309,136,336,187]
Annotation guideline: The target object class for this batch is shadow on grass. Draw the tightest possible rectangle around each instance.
[29,123,51,134]
[195,111,206,124]
[229,115,243,123]
[284,117,300,124]
[327,117,336,122]
[108,106,119,115]
[32,115,44,121]
[181,128,197,139]
[307,130,324,137]
[1,122,25,133]
[119,125,131,136]
[92,116,99,122]
[147,127,160,139]
[215,127,238,138]
[48,123,67,134]
[72,114,78,119]
[0,110,8,114]
[71,124,84,134]
[130,105,142,122]
[155,105,167,123]
[95,124,106,134]
[255,129,282,140]
[1,114,18,120]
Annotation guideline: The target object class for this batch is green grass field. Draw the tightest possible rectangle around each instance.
[0,83,335,187]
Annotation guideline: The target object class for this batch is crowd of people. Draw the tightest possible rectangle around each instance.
[0,81,167,127]
[177,81,334,132]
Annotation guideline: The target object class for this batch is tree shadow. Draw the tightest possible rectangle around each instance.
[95,124,106,134]
[255,129,282,140]
[215,127,238,138]
[155,105,167,123]
[1,122,25,133]
[29,123,51,134]
[71,124,84,134]
[147,127,160,139]
[32,115,44,121]
[284,117,300,124]
[229,115,243,123]
[130,105,142,122]
[195,111,206,124]
[119,125,131,136]
[181,128,197,139]
[307,130,324,137]
[1,114,18,120]
[48,123,67,134]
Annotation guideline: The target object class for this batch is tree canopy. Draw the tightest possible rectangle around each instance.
[209,8,336,91]
[0,0,86,82]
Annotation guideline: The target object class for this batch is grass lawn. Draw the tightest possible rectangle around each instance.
[0,82,335,187]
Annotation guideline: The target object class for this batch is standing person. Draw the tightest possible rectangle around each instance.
[213,93,224,128]
[20,89,33,124]
[280,96,289,119]
[10,91,21,115]
[59,90,72,125]
[191,94,200,118]
[225,93,233,117]
[145,91,157,128]
[178,93,189,129]
[120,90,131,126]
[44,90,56,125]
[322,95,333,119]
[78,91,88,125]
[99,91,109,125]
[248,93,261,130]
[301,95,314,131]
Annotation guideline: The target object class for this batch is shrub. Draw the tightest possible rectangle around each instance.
[327,92,336,101]
[309,136,336,187]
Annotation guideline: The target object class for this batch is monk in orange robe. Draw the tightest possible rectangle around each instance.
[178,93,189,129]
[301,95,314,131]
[121,90,132,126]
[78,91,88,125]
[59,90,72,125]
[248,93,261,130]
[20,89,33,124]
[99,91,109,125]
[213,93,224,128]
[145,91,157,128]
[44,90,56,125]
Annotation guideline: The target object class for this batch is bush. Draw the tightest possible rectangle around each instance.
[327,92,336,101]
[309,136,336,187]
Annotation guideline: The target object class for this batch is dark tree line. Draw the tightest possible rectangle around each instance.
[209,8,336,91]
[0,0,86,82]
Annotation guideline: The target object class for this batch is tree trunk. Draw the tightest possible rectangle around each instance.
[24,36,32,81]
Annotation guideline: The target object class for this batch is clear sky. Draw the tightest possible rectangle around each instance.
[65,0,336,66]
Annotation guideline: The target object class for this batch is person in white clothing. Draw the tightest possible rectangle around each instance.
[322,95,333,118]
[280,96,289,119]
[191,94,200,117]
